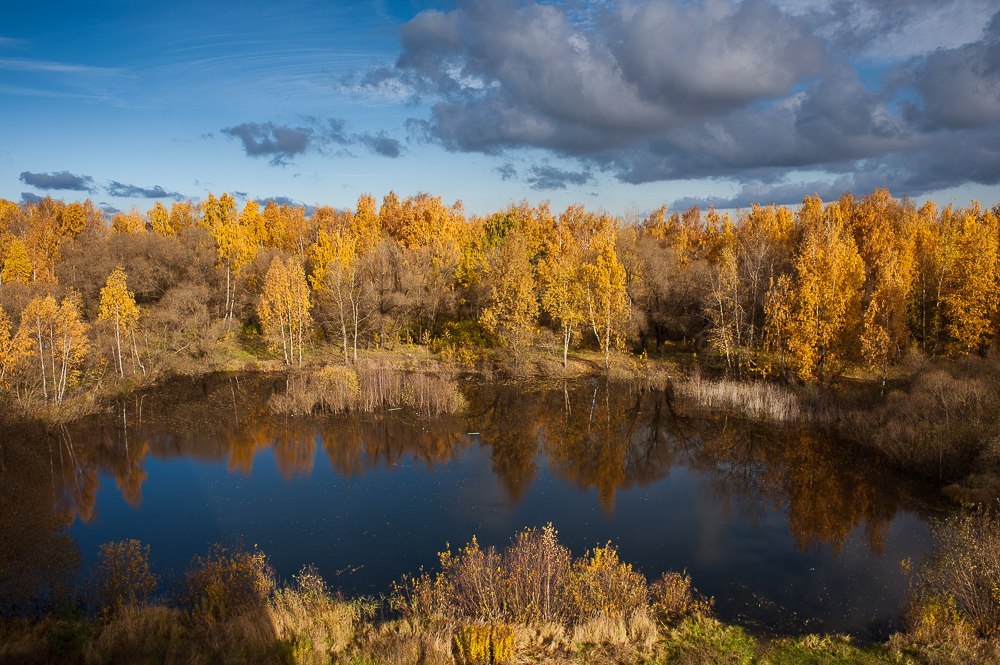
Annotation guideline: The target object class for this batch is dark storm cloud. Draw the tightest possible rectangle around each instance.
[19,170,95,192]
[359,0,1000,198]
[910,10,1000,129]
[106,181,185,200]
[525,165,591,191]
[221,122,313,165]
[386,0,827,155]
[20,192,43,204]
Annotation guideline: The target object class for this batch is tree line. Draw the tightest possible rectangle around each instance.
[0,188,997,405]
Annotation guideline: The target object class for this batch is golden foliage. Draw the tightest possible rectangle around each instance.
[480,233,539,351]
[0,305,30,384]
[765,196,865,383]
[584,222,630,370]
[1,237,32,284]
[18,292,89,403]
[98,266,141,377]
[258,257,312,365]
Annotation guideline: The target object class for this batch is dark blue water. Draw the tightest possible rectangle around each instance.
[3,375,937,638]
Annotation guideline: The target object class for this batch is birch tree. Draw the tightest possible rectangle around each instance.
[98,267,142,378]
[258,257,312,365]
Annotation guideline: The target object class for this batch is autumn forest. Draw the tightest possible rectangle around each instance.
[1,187,998,412]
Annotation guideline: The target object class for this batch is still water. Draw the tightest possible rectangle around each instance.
[0,374,938,638]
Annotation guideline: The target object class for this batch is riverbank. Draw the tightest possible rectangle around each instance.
[5,340,1000,505]
[1,522,996,665]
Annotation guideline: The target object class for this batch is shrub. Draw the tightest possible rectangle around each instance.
[317,365,361,412]
[649,571,712,627]
[910,509,1000,639]
[502,524,572,623]
[91,539,158,617]
[440,537,505,622]
[562,544,647,624]
[185,543,274,622]
[390,569,453,625]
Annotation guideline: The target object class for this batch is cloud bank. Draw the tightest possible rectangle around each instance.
[357,0,1000,202]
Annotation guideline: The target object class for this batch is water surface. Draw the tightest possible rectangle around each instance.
[0,374,938,638]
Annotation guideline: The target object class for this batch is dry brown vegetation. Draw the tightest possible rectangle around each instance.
[837,353,1000,483]
[675,369,801,422]
[1,524,998,664]
[267,360,466,417]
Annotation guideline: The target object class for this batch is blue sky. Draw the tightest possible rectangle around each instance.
[2,0,999,216]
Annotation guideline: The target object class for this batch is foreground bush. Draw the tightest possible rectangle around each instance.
[90,539,158,618]
[185,543,274,622]
[909,508,1000,639]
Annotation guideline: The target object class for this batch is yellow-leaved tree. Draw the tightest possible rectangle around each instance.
[19,292,89,403]
[538,215,586,367]
[584,223,630,370]
[309,229,365,364]
[480,233,539,351]
[258,257,312,366]
[852,190,916,385]
[352,193,382,254]
[0,305,29,386]
[941,204,999,355]
[205,194,256,320]
[767,196,865,383]
[1,237,33,284]
[147,202,172,236]
[98,267,142,378]
[111,210,145,234]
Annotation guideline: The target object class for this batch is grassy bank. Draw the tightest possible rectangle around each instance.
[2,519,997,665]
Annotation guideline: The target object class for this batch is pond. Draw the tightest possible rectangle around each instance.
[0,373,938,639]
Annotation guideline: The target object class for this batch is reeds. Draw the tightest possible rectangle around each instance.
[675,370,801,422]
[269,360,467,417]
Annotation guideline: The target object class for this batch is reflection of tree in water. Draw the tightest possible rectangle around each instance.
[697,421,918,554]
[536,381,681,512]
[0,426,81,612]
[465,382,544,502]
[3,371,937,606]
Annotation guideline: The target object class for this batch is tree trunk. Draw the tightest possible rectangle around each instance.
[114,318,124,378]
[562,326,571,368]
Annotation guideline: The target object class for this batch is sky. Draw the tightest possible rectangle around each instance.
[1,0,999,217]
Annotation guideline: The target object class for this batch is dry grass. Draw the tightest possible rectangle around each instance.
[267,565,358,663]
[269,360,466,417]
[675,370,800,422]
[83,605,186,664]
